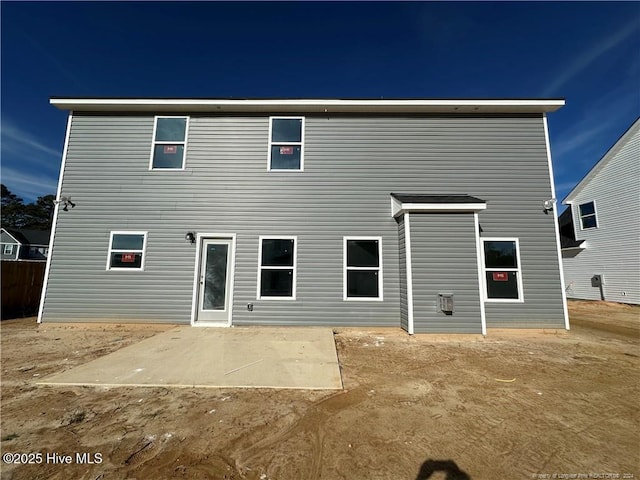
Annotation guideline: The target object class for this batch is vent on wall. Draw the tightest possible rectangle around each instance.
[438,294,454,315]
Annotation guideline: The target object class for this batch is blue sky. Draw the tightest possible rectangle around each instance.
[1,2,639,209]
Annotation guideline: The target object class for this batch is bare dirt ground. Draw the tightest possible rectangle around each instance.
[1,300,638,480]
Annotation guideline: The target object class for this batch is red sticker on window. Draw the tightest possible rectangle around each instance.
[492,272,509,281]
[279,146,294,155]
[121,253,136,263]
[164,145,177,154]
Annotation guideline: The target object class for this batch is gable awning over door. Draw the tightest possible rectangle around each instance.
[390,193,487,218]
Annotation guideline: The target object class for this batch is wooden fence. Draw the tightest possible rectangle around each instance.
[1,261,46,319]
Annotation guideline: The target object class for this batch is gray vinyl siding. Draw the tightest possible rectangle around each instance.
[563,121,640,305]
[42,113,566,328]
[409,213,482,333]
[397,215,408,331]
[1,231,20,261]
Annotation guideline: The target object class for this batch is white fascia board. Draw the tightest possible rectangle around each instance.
[392,202,487,217]
[50,98,565,114]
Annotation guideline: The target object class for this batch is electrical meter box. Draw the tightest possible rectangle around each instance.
[438,294,454,314]
[591,274,604,287]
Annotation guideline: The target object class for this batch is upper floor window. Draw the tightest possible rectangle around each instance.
[344,237,383,300]
[578,201,598,229]
[482,238,523,302]
[150,116,188,170]
[3,244,14,255]
[268,117,304,171]
[107,231,147,271]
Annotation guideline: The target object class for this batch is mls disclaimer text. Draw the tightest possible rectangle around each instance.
[532,474,635,479]
[2,452,103,465]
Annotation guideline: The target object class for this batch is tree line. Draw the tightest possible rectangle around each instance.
[1,184,55,230]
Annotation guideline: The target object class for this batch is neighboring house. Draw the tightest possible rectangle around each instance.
[39,97,569,334]
[1,228,50,261]
[560,118,640,305]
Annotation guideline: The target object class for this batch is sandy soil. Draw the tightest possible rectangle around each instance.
[1,300,638,479]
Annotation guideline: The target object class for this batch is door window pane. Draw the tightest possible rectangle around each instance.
[202,244,228,310]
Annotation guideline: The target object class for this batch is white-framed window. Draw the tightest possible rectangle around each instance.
[268,117,304,171]
[344,237,383,301]
[3,244,14,255]
[578,201,598,229]
[481,238,524,302]
[106,231,148,271]
[257,236,297,299]
[150,116,189,170]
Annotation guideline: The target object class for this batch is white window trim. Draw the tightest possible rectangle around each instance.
[3,244,14,255]
[257,235,297,300]
[149,116,189,171]
[481,237,524,303]
[578,200,598,230]
[106,231,148,271]
[343,236,384,301]
[267,116,305,172]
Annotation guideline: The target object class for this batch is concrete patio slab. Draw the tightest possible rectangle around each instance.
[38,327,343,390]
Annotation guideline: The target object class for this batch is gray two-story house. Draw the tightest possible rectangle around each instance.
[38,98,569,334]
[560,117,640,305]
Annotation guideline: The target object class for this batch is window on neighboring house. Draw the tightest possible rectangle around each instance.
[3,244,14,255]
[482,239,523,301]
[150,116,188,169]
[268,117,304,171]
[107,232,147,271]
[578,201,598,229]
[258,237,296,299]
[344,237,383,300]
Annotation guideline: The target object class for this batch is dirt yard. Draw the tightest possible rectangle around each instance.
[1,300,638,480]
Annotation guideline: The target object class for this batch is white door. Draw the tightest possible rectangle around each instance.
[196,239,233,324]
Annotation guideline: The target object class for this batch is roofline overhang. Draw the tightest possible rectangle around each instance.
[50,97,565,114]
[391,201,487,218]
[561,244,586,252]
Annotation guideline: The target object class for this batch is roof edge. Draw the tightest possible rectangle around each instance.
[563,117,640,204]
[50,97,565,114]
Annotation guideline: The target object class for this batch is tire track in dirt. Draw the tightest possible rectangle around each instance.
[231,387,369,479]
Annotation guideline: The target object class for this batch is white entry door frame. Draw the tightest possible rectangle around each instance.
[190,233,236,327]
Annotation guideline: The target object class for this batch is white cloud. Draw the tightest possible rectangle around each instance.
[1,121,62,161]
[542,19,638,97]
[1,166,58,202]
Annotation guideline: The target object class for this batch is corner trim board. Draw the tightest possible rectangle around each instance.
[38,112,73,324]
[404,213,414,334]
[543,114,570,330]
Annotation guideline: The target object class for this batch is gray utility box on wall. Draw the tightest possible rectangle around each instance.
[591,274,605,287]
[438,294,454,314]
